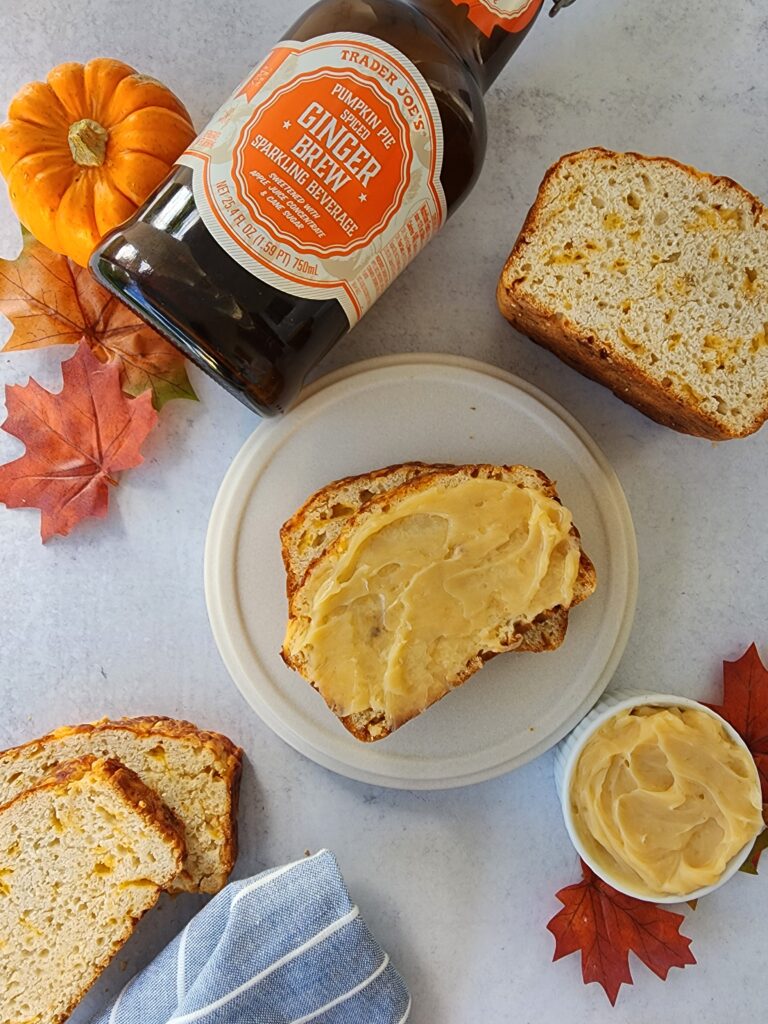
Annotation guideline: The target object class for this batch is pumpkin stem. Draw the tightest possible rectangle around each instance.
[68,118,109,167]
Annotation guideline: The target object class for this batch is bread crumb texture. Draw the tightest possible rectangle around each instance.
[499,148,768,439]
[0,756,183,1024]
[0,718,243,894]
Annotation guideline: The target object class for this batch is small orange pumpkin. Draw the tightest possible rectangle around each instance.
[0,58,195,267]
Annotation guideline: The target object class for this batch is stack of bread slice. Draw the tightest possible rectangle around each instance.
[281,462,596,740]
[0,716,242,1024]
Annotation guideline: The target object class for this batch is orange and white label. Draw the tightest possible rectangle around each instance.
[452,0,543,37]
[178,33,446,326]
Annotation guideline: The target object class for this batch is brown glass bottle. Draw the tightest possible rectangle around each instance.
[90,0,546,416]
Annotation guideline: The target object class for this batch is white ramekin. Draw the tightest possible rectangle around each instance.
[553,689,764,903]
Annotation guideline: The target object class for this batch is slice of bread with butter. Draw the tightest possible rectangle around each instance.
[281,463,596,741]
[281,462,574,654]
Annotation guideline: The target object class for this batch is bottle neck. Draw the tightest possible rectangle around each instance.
[411,0,545,92]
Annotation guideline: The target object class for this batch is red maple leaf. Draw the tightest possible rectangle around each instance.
[0,341,157,540]
[547,860,696,1005]
[740,823,768,876]
[706,644,768,801]
[705,643,768,872]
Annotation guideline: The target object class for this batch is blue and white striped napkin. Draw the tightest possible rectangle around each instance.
[93,849,411,1024]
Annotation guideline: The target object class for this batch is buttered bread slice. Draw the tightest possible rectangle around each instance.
[0,717,242,894]
[281,462,573,654]
[281,464,596,741]
[0,755,184,1024]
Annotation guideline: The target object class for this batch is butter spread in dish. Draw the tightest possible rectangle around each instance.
[570,705,763,897]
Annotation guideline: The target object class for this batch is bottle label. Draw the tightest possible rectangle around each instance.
[177,33,446,326]
[452,0,543,37]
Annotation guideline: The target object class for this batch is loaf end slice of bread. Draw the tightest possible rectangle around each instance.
[0,717,242,894]
[0,755,185,1024]
[280,463,585,654]
[282,464,596,741]
[498,148,768,440]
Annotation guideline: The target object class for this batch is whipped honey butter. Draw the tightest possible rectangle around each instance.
[288,475,581,733]
[570,705,763,897]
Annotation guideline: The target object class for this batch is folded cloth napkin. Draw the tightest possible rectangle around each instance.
[92,849,411,1024]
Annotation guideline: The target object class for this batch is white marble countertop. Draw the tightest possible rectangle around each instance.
[1,0,767,1020]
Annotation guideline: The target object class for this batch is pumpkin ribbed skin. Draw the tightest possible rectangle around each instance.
[0,58,195,267]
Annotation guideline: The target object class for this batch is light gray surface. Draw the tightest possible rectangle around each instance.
[0,1,766,1020]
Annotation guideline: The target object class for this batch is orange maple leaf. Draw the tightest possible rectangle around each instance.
[0,231,196,409]
[0,341,158,540]
[548,860,696,1005]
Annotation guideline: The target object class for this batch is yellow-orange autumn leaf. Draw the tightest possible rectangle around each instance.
[0,231,196,409]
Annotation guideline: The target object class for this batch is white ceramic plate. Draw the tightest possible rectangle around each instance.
[205,354,638,789]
